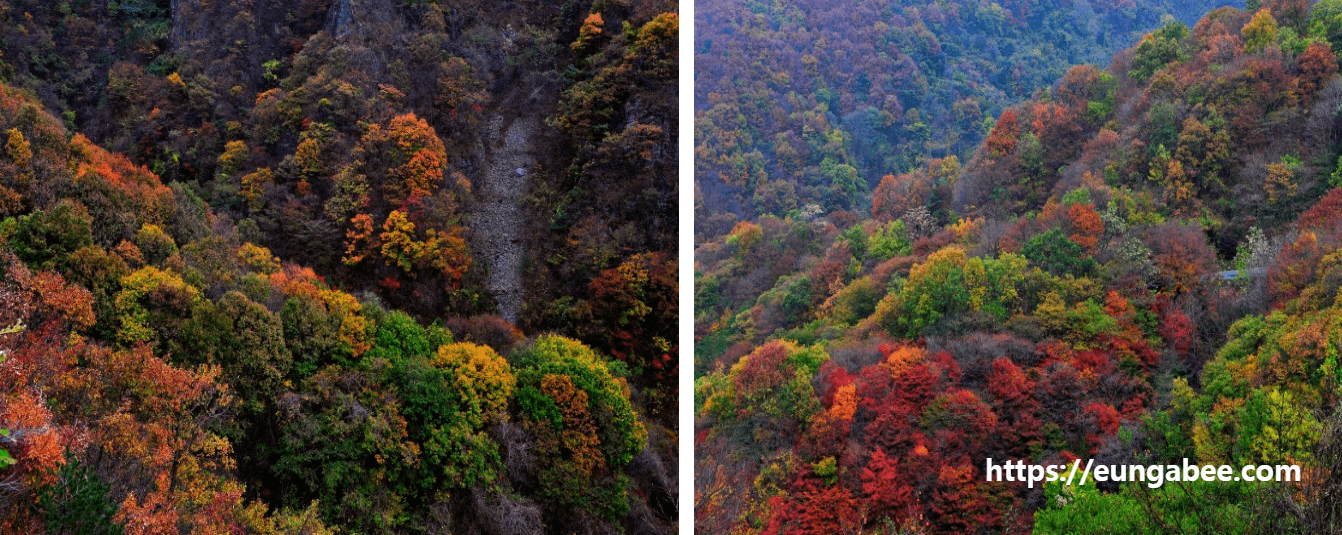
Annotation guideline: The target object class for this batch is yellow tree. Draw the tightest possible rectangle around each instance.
[1265,160,1296,205]
[432,342,514,425]
[379,210,421,272]
[238,168,273,211]
[376,210,471,284]
[216,140,249,178]
[5,128,31,166]
[418,226,470,285]
[114,266,201,344]
[1243,9,1279,53]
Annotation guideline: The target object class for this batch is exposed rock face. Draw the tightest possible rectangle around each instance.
[325,0,404,44]
[167,0,406,89]
[474,114,538,323]
[168,0,554,322]
[328,0,354,36]
[168,0,323,90]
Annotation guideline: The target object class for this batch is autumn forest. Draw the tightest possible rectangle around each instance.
[697,0,1342,533]
[0,0,677,534]
[12,0,1342,533]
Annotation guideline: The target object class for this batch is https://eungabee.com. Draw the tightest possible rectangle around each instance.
[985,458,1301,489]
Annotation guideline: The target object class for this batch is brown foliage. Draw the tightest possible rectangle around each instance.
[444,315,524,357]
[1146,223,1215,294]
[1296,42,1338,104]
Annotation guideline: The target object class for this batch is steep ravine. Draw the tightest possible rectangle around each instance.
[473,113,537,323]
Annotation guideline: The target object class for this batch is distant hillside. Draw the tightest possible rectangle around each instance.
[694,0,1239,238]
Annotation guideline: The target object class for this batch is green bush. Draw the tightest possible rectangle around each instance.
[0,200,94,271]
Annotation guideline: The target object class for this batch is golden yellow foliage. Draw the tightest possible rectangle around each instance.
[239,168,273,210]
[886,345,927,377]
[217,140,249,177]
[5,128,31,167]
[237,243,281,274]
[432,342,515,425]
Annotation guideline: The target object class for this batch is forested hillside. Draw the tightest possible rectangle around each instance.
[695,0,1237,235]
[0,0,677,534]
[696,1,1342,533]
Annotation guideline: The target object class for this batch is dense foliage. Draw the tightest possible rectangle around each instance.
[696,1,1342,533]
[0,0,678,422]
[695,0,1238,236]
[0,0,677,533]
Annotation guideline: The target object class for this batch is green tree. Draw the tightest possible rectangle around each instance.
[1023,229,1093,276]
[891,247,973,337]
[173,291,292,417]
[1238,387,1321,465]
[280,295,344,379]
[274,367,418,533]
[1243,9,1280,54]
[822,158,864,211]
[390,342,513,492]
[1129,18,1189,81]
[513,335,648,518]
[37,454,124,535]
[113,266,201,345]
[867,219,912,261]
[0,200,94,271]
[365,310,452,362]
[1309,0,1342,57]
[132,223,177,265]
[1033,478,1272,534]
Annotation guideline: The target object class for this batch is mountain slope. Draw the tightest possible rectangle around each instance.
[695,1,1342,533]
[694,0,1240,239]
[0,1,678,413]
[0,1,679,533]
